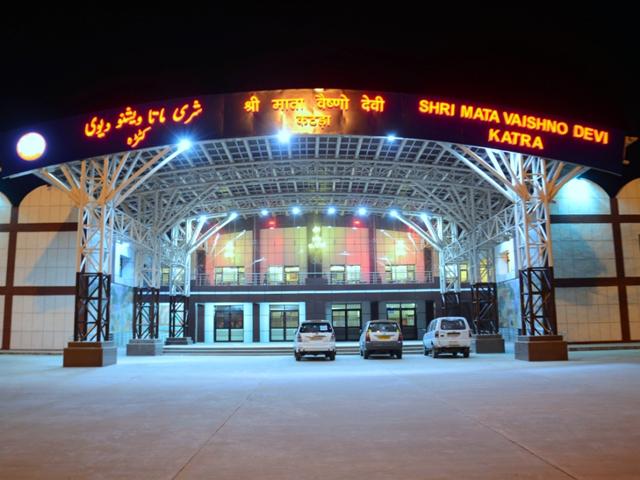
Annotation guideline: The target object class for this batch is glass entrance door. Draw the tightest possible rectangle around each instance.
[214,305,244,342]
[331,303,362,341]
[269,304,299,341]
[386,303,417,340]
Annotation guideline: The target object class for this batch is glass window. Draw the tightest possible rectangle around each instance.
[299,323,333,333]
[460,263,469,283]
[330,265,345,284]
[270,304,299,341]
[441,319,467,330]
[368,322,400,332]
[284,266,300,284]
[267,266,284,284]
[346,265,361,283]
[384,265,416,283]
[215,266,245,285]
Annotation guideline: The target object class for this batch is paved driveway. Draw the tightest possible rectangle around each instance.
[1,351,639,479]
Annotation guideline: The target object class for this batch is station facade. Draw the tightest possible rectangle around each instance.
[0,89,635,362]
[2,176,640,350]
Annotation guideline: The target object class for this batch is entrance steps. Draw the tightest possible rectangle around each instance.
[164,341,425,356]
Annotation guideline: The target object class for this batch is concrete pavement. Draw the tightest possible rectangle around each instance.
[1,351,639,479]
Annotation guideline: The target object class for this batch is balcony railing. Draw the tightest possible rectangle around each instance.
[190,270,434,287]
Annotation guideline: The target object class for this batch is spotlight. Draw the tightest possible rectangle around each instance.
[178,138,192,151]
[357,207,367,216]
[198,214,208,223]
[260,209,269,217]
[327,206,336,215]
[277,129,291,144]
[291,206,301,215]
[389,209,399,218]
[386,133,397,142]
[229,212,239,220]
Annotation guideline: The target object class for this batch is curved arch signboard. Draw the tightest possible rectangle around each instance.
[0,89,625,177]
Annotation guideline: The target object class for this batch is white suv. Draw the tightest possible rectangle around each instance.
[423,316,472,358]
[294,321,336,361]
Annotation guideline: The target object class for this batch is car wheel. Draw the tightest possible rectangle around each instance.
[463,349,470,358]
[452,351,457,357]
[364,351,370,359]
[359,349,363,357]
[330,353,336,361]
[431,347,438,358]
[295,353,301,361]
[397,352,403,359]
[424,347,429,356]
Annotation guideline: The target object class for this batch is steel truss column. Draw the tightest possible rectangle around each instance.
[512,157,563,336]
[163,214,236,344]
[167,224,192,343]
[74,272,111,341]
[393,212,464,316]
[519,267,557,335]
[471,283,498,334]
[442,145,584,334]
[168,295,190,339]
[133,287,160,339]
[37,148,184,365]
[469,243,498,334]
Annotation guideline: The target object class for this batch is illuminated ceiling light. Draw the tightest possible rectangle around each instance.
[386,133,397,142]
[326,206,336,215]
[198,214,208,223]
[389,209,399,218]
[419,213,429,222]
[177,138,192,151]
[260,209,269,217]
[229,212,239,220]
[357,207,367,216]
[277,129,291,144]
[312,225,321,234]
[291,206,301,215]
[16,132,46,161]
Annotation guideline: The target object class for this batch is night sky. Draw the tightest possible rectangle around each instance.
[1,9,638,198]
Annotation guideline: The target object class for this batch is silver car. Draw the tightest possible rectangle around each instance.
[359,320,403,359]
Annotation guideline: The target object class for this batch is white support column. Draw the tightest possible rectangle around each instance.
[392,211,463,294]
[36,148,182,350]
[165,213,238,296]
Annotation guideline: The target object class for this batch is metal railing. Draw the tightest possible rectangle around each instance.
[190,270,434,287]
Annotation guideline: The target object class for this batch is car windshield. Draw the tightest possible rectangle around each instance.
[299,323,333,333]
[369,322,399,333]
[441,319,467,330]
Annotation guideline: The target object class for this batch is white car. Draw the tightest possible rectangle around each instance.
[294,320,336,361]
[359,320,403,359]
[423,316,471,358]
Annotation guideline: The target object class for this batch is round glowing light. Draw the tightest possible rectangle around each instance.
[177,138,192,151]
[291,206,301,215]
[327,206,336,215]
[198,214,208,223]
[277,130,291,144]
[357,207,367,216]
[389,209,399,218]
[260,209,269,217]
[229,212,239,220]
[16,132,46,161]
[386,133,397,142]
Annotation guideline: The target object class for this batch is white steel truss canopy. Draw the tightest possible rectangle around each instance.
[30,133,586,262]
[35,136,520,230]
